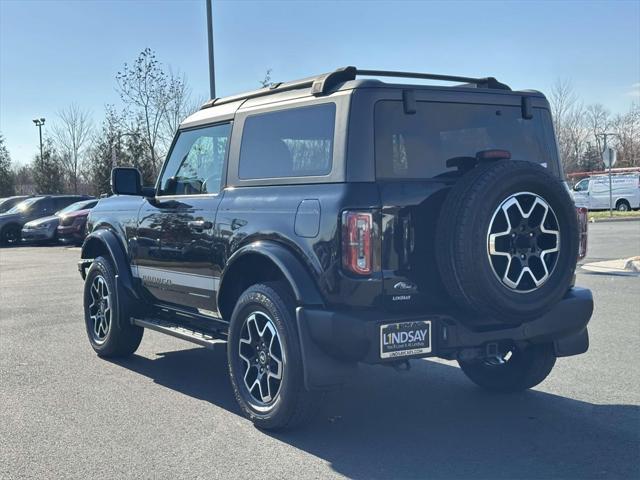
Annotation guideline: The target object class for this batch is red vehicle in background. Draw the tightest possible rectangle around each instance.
[57,205,96,244]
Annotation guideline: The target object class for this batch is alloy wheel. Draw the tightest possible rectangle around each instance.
[238,311,285,409]
[88,275,112,344]
[487,192,560,292]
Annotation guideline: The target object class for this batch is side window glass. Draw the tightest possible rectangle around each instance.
[35,199,52,214]
[159,123,231,196]
[575,179,588,191]
[239,103,336,179]
[55,198,74,210]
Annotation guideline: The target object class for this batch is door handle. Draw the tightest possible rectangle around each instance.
[188,220,213,230]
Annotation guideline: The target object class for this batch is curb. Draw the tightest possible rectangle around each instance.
[581,257,640,276]
[588,216,640,223]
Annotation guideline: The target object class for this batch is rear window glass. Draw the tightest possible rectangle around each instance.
[375,101,558,179]
[239,103,336,179]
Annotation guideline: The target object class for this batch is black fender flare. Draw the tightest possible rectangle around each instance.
[80,228,139,301]
[219,241,352,391]
[218,241,325,308]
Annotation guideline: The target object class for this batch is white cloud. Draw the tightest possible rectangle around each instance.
[628,83,640,97]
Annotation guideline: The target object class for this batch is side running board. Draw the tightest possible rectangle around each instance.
[132,317,226,349]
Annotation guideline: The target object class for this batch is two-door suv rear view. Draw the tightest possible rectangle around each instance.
[78,67,593,429]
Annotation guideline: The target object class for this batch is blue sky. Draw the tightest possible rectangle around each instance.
[1,0,639,165]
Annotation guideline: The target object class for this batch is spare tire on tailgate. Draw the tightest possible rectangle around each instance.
[436,160,578,323]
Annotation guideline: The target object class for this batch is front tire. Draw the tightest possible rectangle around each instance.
[227,282,319,430]
[83,256,143,357]
[458,343,556,392]
[0,224,21,246]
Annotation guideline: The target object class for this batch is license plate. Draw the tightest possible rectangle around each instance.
[380,320,432,359]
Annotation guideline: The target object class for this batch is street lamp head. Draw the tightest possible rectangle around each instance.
[32,119,38,125]
[40,118,45,124]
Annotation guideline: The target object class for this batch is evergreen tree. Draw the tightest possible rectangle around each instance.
[86,107,125,196]
[125,119,156,185]
[32,138,64,194]
[0,134,16,197]
[0,134,16,196]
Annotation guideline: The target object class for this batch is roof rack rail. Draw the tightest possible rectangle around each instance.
[200,66,510,110]
[355,69,511,91]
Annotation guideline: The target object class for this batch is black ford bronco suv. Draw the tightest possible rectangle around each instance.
[79,67,592,430]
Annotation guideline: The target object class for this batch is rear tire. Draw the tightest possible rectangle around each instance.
[227,282,320,430]
[616,200,631,212]
[458,343,556,392]
[83,256,143,357]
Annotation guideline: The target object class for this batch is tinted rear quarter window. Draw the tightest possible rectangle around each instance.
[375,101,558,179]
[239,103,336,179]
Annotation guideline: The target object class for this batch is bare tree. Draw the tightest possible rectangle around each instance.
[584,104,610,154]
[162,70,202,151]
[549,79,587,173]
[611,103,640,168]
[53,104,93,193]
[12,164,35,195]
[116,48,172,175]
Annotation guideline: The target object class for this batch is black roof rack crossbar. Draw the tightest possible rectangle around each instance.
[356,69,511,91]
[310,66,357,95]
[200,66,510,110]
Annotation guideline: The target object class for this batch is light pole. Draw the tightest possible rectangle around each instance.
[32,118,45,161]
[206,0,216,98]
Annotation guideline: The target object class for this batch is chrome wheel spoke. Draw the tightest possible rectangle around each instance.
[487,192,560,293]
[268,334,283,380]
[259,375,271,403]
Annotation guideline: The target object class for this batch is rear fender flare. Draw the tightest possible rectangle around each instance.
[218,241,325,308]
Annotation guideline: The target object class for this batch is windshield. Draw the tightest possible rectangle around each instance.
[375,101,559,179]
[57,199,97,215]
[6,197,40,214]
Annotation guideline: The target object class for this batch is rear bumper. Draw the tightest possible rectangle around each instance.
[296,287,593,389]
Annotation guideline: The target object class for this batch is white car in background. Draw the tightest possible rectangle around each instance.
[572,173,640,211]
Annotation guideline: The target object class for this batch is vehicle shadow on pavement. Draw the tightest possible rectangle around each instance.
[110,347,242,415]
[111,348,639,480]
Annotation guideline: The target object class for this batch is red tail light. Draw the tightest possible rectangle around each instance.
[576,207,588,260]
[342,211,373,275]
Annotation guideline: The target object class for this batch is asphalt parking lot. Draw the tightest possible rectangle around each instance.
[1,221,639,479]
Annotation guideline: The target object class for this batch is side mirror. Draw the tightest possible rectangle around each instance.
[111,167,143,196]
[164,177,178,196]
